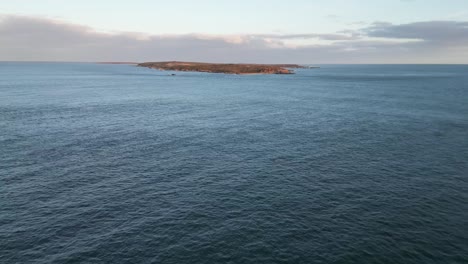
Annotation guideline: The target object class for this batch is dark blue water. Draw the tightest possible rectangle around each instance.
[1,63,468,263]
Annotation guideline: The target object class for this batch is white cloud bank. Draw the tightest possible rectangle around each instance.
[1,15,467,63]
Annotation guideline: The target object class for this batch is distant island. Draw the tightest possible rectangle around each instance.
[137,61,310,75]
[97,62,138,65]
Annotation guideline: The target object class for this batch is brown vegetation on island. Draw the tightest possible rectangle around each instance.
[138,61,307,75]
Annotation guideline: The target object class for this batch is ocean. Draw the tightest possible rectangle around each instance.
[1,63,467,263]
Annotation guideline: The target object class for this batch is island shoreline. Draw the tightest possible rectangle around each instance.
[137,61,310,75]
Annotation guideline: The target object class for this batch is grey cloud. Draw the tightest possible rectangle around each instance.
[0,15,467,63]
[366,21,468,44]
[0,15,272,62]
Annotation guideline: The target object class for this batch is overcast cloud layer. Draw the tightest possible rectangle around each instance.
[1,15,467,63]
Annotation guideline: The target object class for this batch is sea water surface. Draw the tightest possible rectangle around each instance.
[1,63,467,263]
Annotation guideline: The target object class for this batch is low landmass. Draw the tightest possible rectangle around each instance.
[138,61,309,75]
[97,62,138,65]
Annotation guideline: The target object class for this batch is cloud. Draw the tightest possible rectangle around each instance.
[366,21,468,44]
[0,14,467,63]
[256,33,360,41]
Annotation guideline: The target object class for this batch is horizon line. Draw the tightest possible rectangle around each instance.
[1,61,467,65]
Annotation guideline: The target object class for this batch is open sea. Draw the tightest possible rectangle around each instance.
[1,63,467,263]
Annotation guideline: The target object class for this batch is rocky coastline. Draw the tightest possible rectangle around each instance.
[138,61,307,75]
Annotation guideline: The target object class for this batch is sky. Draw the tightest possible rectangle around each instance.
[1,0,468,63]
